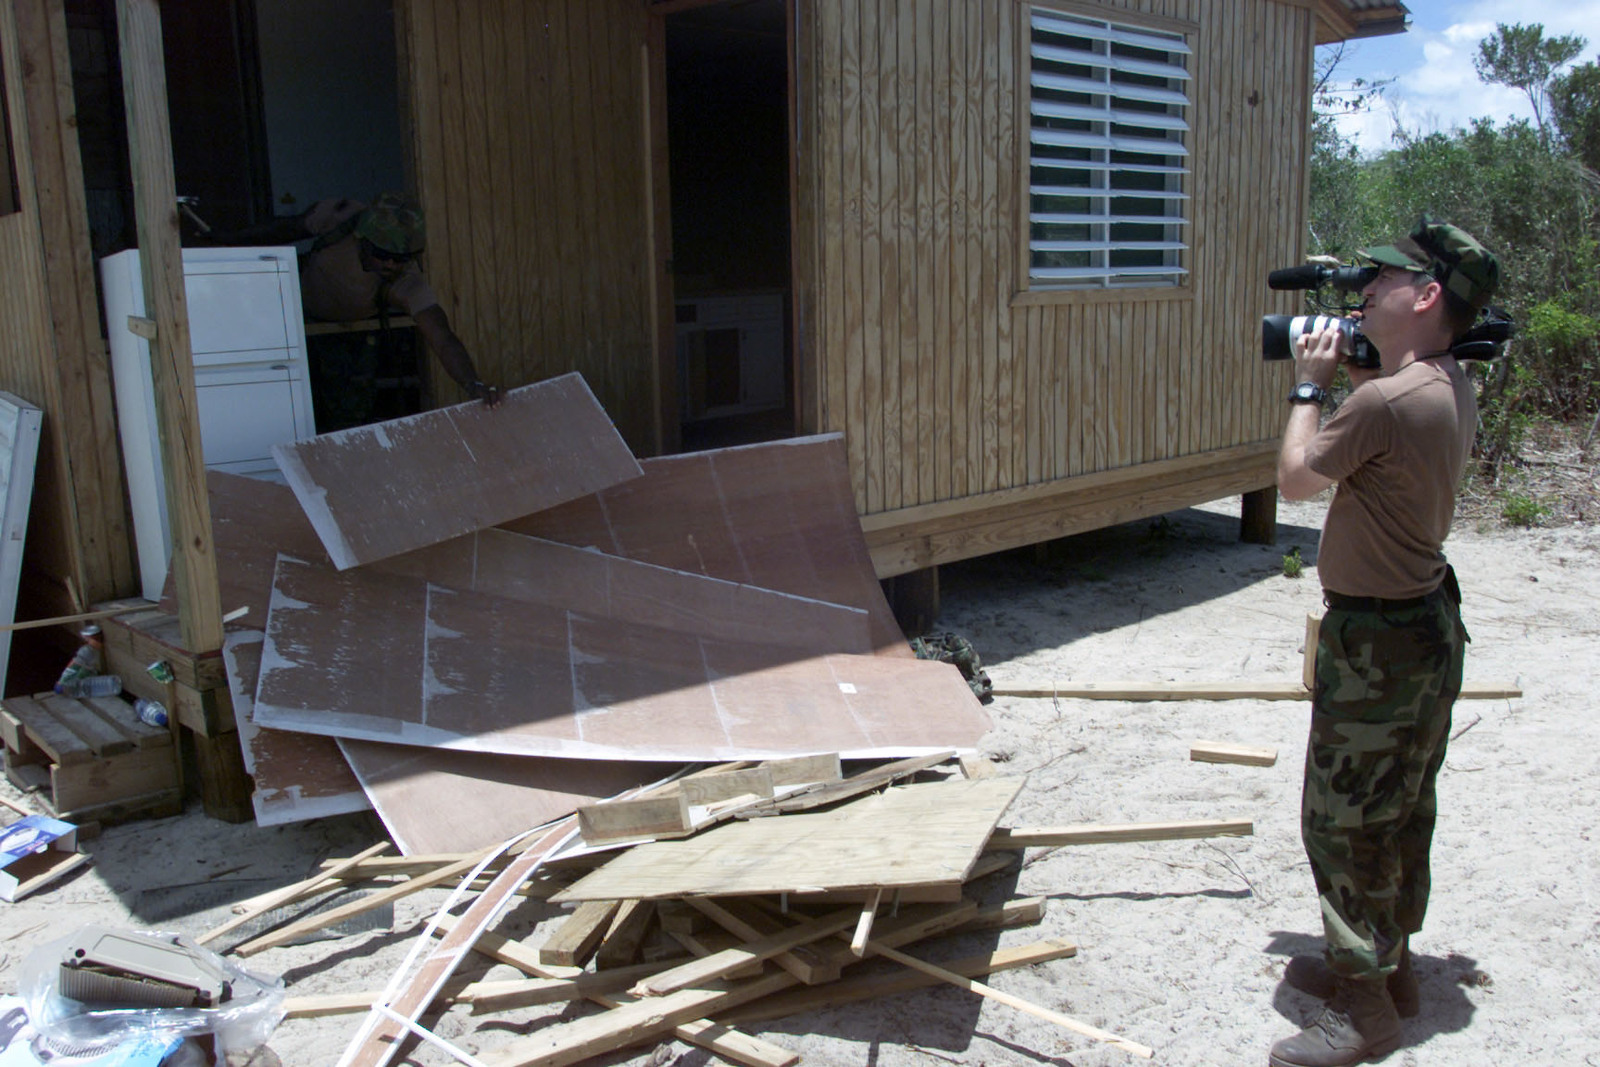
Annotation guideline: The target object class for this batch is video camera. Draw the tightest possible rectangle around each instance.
[1261,256,1514,366]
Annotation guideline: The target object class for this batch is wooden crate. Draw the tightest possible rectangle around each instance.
[93,601,254,823]
[0,692,181,826]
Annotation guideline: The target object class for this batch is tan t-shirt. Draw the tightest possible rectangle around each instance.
[1304,358,1476,599]
[298,198,439,322]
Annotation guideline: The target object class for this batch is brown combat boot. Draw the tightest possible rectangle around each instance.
[1284,943,1419,1018]
[1268,976,1403,1067]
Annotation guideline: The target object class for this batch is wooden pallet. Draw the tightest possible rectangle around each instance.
[0,692,181,825]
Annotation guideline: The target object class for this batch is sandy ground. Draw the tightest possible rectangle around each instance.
[2,496,1596,1067]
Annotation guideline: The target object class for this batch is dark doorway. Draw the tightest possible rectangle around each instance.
[664,0,795,451]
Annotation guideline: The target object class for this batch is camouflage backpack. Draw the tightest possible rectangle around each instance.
[909,631,993,703]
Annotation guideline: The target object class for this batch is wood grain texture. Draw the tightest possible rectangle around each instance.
[273,374,642,569]
[552,778,1022,902]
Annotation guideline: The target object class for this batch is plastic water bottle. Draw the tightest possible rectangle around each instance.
[54,624,105,694]
[133,698,169,728]
[56,674,123,698]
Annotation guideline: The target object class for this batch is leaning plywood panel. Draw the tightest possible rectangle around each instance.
[338,741,660,856]
[0,393,43,689]
[506,434,910,656]
[273,374,642,569]
[224,630,369,825]
[197,473,875,827]
[255,557,989,761]
[552,778,1024,902]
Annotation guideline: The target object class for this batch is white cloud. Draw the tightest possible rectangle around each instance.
[1327,2,1600,151]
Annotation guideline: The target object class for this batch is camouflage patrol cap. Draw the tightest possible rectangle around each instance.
[355,192,426,255]
[1360,215,1499,311]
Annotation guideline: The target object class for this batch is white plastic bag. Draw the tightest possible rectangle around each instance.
[17,927,284,1054]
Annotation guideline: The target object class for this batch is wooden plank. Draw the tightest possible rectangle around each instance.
[555,779,1021,903]
[1304,611,1320,691]
[738,750,956,817]
[339,821,577,1067]
[578,793,691,846]
[0,704,44,764]
[991,680,1522,702]
[273,375,641,570]
[686,897,843,986]
[760,752,842,787]
[989,818,1254,849]
[679,768,774,808]
[82,695,169,749]
[867,941,1152,1058]
[234,848,495,957]
[1,696,92,765]
[1190,742,1278,767]
[114,0,223,656]
[665,928,766,981]
[482,899,977,1067]
[634,907,859,997]
[37,693,134,756]
[49,747,173,815]
[198,841,390,945]
[720,936,1077,1025]
[595,899,655,971]
[432,914,795,1067]
[539,900,623,968]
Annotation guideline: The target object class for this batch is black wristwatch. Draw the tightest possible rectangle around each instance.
[1289,382,1328,406]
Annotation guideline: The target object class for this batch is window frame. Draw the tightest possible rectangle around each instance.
[1016,1,1196,304]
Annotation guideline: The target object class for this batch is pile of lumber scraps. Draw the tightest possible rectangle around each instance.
[297,755,1197,1067]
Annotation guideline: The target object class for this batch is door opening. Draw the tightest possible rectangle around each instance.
[663,0,794,451]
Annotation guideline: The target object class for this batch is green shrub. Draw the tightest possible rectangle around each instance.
[1501,492,1552,526]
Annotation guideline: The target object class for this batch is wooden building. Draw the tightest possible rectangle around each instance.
[0,0,1408,675]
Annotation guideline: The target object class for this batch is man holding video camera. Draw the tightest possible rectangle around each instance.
[1270,218,1499,1067]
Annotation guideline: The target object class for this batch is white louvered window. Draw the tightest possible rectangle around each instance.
[1028,9,1190,288]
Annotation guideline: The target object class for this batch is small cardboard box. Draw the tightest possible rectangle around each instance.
[0,815,88,902]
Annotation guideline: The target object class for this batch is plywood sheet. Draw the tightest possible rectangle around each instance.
[273,373,643,569]
[552,778,1024,902]
[224,630,369,825]
[0,392,43,687]
[338,740,660,857]
[506,434,909,656]
[255,557,989,761]
[195,474,875,827]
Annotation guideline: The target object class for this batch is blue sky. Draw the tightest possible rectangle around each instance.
[1327,0,1600,151]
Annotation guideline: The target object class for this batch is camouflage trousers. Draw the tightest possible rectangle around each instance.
[1302,586,1466,980]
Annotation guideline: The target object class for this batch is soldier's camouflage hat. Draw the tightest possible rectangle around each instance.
[355,192,426,255]
[1361,215,1499,311]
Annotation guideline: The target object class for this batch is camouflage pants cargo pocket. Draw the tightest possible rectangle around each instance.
[1302,594,1465,979]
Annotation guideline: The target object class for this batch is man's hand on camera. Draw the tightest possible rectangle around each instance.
[1293,326,1341,391]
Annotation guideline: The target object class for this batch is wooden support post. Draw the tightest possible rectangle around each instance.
[1241,486,1277,545]
[882,565,939,638]
[114,0,223,658]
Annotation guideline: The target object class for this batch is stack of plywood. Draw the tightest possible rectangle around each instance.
[182,375,989,854]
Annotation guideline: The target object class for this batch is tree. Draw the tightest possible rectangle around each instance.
[1474,23,1586,143]
[1551,60,1600,173]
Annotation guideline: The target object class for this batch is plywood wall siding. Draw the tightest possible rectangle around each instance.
[402,0,653,451]
[802,0,1307,516]
[0,0,133,610]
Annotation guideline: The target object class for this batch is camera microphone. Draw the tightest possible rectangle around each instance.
[1268,263,1380,292]
[1267,265,1329,291]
